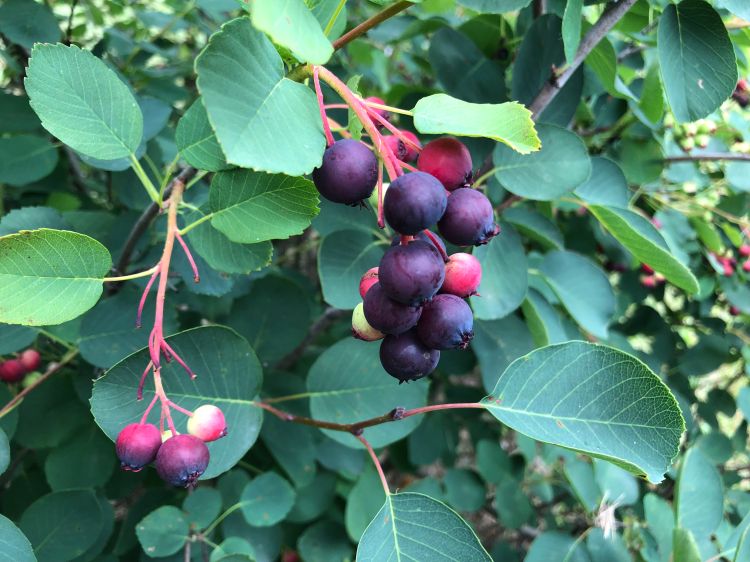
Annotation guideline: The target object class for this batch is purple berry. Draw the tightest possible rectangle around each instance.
[384,172,447,235]
[313,139,378,205]
[417,137,473,191]
[416,294,474,350]
[116,423,162,472]
[379,240,445,305]
[155,434,210,488]
[363,282,422,335]
[379,329,440,383]
[438,188,499,246]
[390,230,446,255]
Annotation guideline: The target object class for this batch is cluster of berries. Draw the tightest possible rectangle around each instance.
[713,244,750,277]
[665,114,717,152]
[0,349,41,383]
[313,127,496,383]
[115,404,227,487]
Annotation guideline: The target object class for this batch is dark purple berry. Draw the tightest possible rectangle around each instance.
[390,230,446,255]
[116,423,162,472]
[438,188,499,246]
[416,294,474,350]
[417,137,473,191]
[379,329,440,383]
[379,240,445,305]
[312,139,378,205]
[155,434,210,488]
[384,172,447,235]
[363,282,422,335]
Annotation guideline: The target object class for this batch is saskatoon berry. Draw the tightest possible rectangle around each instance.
[363,282,422,335]
[379,240,445,305]
[116,423,162,471]
[399,130,422,162]
[352,303,385,341]
[416,294,474,350]
[0,359,26,383]
[442,253,482,298]
[438,188,499,246]
[359,267,379,298]
[379,329,440,383]
[312,139,378,205]
[365,96,389,123]
[384,135,407,161]
[19,349,40,372]
[384,172,447,235]
[740,244,750,257]
[187,405,228,442]
[156,434,210,488]
[390,230,446,255]
[417,137,473,191]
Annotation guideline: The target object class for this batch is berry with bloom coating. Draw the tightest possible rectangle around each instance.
[18,349,40,372]
[441,253,482,298]
[187,405,228,442]
[379,240,445,306]
[438,188,499,246]
[363,283,422,335]
[416,294,474,350]
[0,359,26,383]
[312,139,378,205]
[116,423,162,471]
[359,267,379,298]
[417,137,473,190]
[379,329,439,383]
[155,434,210,488]
[384,172,447,235]
[352,303,385,341]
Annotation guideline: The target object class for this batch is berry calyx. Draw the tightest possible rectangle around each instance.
[363,282,422,335]
[379,240,445,306]
[0,359,26,383]
[437,188,499,246]
[312,139,378,205]
[116,423,162,472]
[399,130,422,162]
[359,267,379,298]
[441,253,482,298]
[417,137,473,191]
[416,294,474,350]
[384,135,407,161]
[187,404,228,442]
[155,434,210,488]
[379,329,439,383]
[352,303,385,341]
[18,349,40,372]
[384,172,447,235]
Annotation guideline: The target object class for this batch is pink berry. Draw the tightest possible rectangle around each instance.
[399,130,421,162]
[365,96,389,123]
[384,135,407,161]
[441,253,482,298]
[651,217,663,229]
[641,275,657,288]
[0,359,26,383]
[352,303,384,342]
[187,405,227,442]
[359,267,379,298]
[724,262,735,276]
[417,137,473,191]
[116,423,162,471]
[18,349,40,372]
[743,260,750,272]
[740,245,750,257]
[730,305,741,316]
[155,434,210,488]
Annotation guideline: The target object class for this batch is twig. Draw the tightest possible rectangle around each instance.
[357,434,390,495]
[661,153,750,163]
[275,307,348,370]
[65,0,79,43]
[332,2,414,50]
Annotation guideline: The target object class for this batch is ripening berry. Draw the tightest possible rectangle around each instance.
[739,245,750,257]
[417,137,473,191]
[437,188,499,246]
[441,253,482,298]
[0,359,26,383]
[416,294,474,350]
[365,96,389,123]
[641,264,655,275]
[384,172,447,235]
[641,275,657,288]
[378,240,445,306]
[116,423,162,472]
[363,283,422,335]
[18,349,40,372]
[379,329,439,383]
[352,303,385,341]
[399,130,421,162]
[155,434,210,488]
[743,260,750,273]
[695,134,710,149]
[312,139,378,205]
[384,135,407,161]
[359,267,379,298]
[188,405,227,442]
[730,305,741,316]
[723,262,735,276]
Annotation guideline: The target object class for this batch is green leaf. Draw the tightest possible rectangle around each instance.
[196,17,325,175]
[0,229,112,326]
[287,471,337,523]
[586,34,617,96]
[357,493,492,561]
[444,468,486,512]
[413,94,540,154]
[588,205,699,293]
[526,532,589,562]
[616,137,663,185]
[502,208,564,250]
[638,64,665,124]
[657,0,737,122]
[136,506,189,558]
[0,0,61,49]
[538,250,614,339]
[718,0,750,20]
[473,315,534,392]
[562,0,583,64]
[493,124,591,201]
[0,514,35,562]
[25,44,143,160]
[644,493,674,561]
[522,289,570,347]
[482,341,685,483]
[0,93,40,134]
[345,467,387,542]
[307,338,428,449]
[574,157,630,208]
[90,326,263,479]
[248,0,333,64]
[0,135,58,186]
[20,490,103,562]
[673,528,702,562]
[318,230,384,310]
[0,428,8,476]
[240,472,296,527]
[183,488,222,530]
[298,521,353,562]
[469,223,527,320]
[43,426,116,491]
[0,324,37,355]
[209,169,320,244]
[457,0,531,12]
[175,99,230,172]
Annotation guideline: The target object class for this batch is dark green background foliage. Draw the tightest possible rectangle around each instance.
[0,0,748,561]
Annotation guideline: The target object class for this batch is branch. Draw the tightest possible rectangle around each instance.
[357,434,391,495]
[528,0,638,117]
[275,307,348,370]
[662,153,750,163]
[332,2,414,51]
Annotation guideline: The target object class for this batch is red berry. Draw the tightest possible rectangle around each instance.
[743,260,750,272]
[155,434,210,488]
[116,423,162,471]
[641,264,655,275]
[730,305,741,316]
[417,137,473,191]
[352,303,384,341]
[384,135,407,161]
[399,130,422,162]
[365,96,389,123]
[18,349,40,372]
[641,275,657,288]
[0,360,26,383]
[359,267,379,298]
[187,405,227,442]
[739,245,750,257]
[441,253,482,298]
[724,262,735,276]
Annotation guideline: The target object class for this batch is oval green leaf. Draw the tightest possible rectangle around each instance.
[0,514,35,562]
[240,472,296,527]
[0,135,58,186]
[175,99,230,172]
[136,506,189,558]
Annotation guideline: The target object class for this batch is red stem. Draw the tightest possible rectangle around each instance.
[167,400,194,417]
[161,340,197,379]
[314,67,335,147]
[422,229,449,262]
[376,160,384,228]
[136,265,160,328]
[356,434,390,495]
[397,160,418,172]
[137,360,154,401]
[175,230,200,283]
[140,394,159,424]
[366,107,421,155]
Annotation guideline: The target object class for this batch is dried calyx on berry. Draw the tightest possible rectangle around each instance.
[116,423,162,471]
[155,434,210,488]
